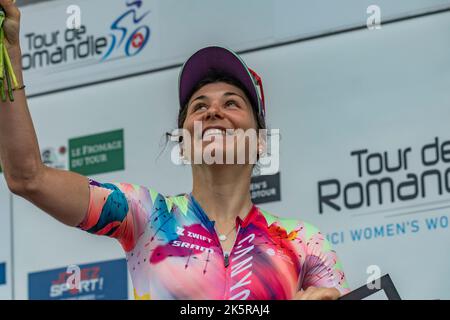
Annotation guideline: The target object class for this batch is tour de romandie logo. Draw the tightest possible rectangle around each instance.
[101,0,151,61]
[22,0,152,71]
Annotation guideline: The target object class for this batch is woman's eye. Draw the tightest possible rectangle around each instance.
[225,100,238,108]
[193,104,207,111]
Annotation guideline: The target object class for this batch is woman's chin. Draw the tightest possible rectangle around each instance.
[188,140,254,165]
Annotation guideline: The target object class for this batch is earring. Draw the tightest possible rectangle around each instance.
[258,146,265,158]
[178,142,186,162]
[179,147,190,164]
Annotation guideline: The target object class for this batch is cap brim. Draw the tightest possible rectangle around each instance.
[178,46,260,115]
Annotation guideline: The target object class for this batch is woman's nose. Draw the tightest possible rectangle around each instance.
[205,102,224,120]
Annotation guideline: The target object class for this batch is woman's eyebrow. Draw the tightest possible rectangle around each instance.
[223,92,246,101]
[190,92,245,105]
[190,95,208,105]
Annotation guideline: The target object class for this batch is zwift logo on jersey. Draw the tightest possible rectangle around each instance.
[102,0,152,61]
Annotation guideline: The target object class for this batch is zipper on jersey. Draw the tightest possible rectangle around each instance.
[189,194,249,269]
[223,224,242,300]
[223,225,241,268]
[224,252,230,268]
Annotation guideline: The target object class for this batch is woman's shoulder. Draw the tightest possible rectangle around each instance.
[256,206,322,236]
[123,184,190,213]
[91,180,183,208]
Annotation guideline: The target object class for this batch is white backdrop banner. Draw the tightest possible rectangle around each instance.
[0,184,12,299]
[20,0,450,96]
[9,4,450,299]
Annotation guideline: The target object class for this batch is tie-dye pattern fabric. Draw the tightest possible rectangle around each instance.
[78,178,350,300]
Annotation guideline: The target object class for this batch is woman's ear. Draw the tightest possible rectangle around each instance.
[178,142,188,165]
[257,130,268,158]
[179,140,184,158]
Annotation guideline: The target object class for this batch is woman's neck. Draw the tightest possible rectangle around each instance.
[191,164,254,224]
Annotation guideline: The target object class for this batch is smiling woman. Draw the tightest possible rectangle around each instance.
[77,46,351,300]
[0,0,350,300]
[181,83,260,166]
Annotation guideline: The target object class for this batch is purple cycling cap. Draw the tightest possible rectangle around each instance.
[178,46,266,118]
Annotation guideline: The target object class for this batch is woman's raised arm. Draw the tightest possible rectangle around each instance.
[0,0,89,227]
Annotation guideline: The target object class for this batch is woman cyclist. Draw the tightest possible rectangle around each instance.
[0,0,349,300]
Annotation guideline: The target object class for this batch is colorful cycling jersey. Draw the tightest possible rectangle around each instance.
[78,178,350,300]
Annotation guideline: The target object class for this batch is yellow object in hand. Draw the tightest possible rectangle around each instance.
[0,7,19,102]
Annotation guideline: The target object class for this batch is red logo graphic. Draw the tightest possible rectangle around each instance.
[131,32,145,48]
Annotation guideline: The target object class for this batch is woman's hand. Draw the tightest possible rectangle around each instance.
[293,287,341,300]
[0,0,21,48]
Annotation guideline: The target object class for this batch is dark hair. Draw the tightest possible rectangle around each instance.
[177,69,266,134]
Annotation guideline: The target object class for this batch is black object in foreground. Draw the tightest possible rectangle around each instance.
[339,274,401,300]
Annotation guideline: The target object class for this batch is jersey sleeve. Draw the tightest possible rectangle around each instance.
[299,222,350,295]
[77,178,157,252]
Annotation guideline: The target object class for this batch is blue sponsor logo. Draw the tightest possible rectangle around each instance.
[102,0,151,61]
[327,214,448,245]
[0,263,6,285]
[28,259,128,300]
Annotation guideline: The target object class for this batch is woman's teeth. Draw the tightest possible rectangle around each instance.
[203,129,233,138]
